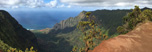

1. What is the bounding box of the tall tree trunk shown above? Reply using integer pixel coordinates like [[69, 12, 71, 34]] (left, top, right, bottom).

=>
[[85, 41, 89, 52]]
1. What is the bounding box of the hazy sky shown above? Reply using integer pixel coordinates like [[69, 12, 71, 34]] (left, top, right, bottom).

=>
[[0, 0, 151, 10]]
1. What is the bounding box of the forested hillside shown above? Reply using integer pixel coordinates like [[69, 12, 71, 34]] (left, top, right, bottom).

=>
[[32, 8, 152, 52], [0, 10, 38, 51]]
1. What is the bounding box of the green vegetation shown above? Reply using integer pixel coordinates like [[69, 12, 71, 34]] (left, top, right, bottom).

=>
[[2, 6, 150, 52], [92, 9, 131, 35], [7, 46, 37, 52], [0, 40, 37, 52], [72, 12, 108, 52], [0, 11, 38, 51], [30, 28, 51, 34], [117, 6, 152, 34], [0, 10, 38, 51], [31, 11, 87, 52], [33, 9, 133, 52], [0, 40, 11, 52], [32, 7, 152, 52]]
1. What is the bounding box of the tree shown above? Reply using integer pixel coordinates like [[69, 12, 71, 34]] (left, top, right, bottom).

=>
[[72, 12, 108, 52], [140, 9, 152, 21], [117, 6, 142, 33], [117, 6, 152, 34]]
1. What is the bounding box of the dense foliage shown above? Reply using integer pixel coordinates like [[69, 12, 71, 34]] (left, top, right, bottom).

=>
[[0, 40, 37, 52], [117, 6, 152, 34]]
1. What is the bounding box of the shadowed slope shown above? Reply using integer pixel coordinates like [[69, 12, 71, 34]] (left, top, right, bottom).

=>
[[0, 10, 38, 50]]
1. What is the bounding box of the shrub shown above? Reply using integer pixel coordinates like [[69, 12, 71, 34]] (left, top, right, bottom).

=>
[[117, 26, 126, 34], [0, 40, 37, 52]]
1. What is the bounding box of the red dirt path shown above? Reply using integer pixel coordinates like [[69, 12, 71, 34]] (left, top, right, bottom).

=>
[[92, 22, 152, 52]]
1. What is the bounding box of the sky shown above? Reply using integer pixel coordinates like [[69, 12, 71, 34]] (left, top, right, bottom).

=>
[[0, 0, 152, 11]]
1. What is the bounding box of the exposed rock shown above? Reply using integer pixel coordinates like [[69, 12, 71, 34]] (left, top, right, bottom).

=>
[[53, 11, 86, 30], [92, 22, 152, 52], [0, 10, 38, 50]]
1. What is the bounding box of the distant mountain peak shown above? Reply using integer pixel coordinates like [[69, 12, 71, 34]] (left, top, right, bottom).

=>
[[142, 7, 151, 10]]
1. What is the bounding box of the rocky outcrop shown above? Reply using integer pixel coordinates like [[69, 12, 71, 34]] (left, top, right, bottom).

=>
[[0, 10, 38, 50], [53, 11, 86, 30], [92, 22, 152, 52]]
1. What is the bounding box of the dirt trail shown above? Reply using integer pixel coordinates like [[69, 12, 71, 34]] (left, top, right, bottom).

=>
[[92, 22, 152, 52]]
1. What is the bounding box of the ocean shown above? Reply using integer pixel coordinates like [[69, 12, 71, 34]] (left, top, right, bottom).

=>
[[7, 10, 81, 30]]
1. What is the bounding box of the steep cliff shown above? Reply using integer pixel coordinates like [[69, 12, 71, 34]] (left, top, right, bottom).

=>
[[52, 11, 86, 30], [0, 10, 38, 50], [33, 11, 86, 52], [48, 11, 86, 36], [92, 22, 152, 52]]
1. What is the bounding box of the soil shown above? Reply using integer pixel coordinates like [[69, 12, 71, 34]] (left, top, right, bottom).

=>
[[91, 22, 152, 52]]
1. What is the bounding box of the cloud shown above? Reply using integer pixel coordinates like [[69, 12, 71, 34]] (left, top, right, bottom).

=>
[[67, 5, 71, 8], [0, 0, 20, 5], [60, 0, 152, 7], [57, 4, 71, 8], [45, 0, 57, 7], [0, 0, 58, 8], [1, 0, 151, 9], [57, 4, 65, 8], [25, 0, 44, 8]]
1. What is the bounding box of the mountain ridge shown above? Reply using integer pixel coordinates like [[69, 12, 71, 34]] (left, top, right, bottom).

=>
[[52, 11, 86, 30], [33, 9, 132, 52], [33, 7, 152, 52], [0, 10, 38, 50]]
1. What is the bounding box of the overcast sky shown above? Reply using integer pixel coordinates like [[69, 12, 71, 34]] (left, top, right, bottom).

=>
[[0, 0, 151, 10]]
